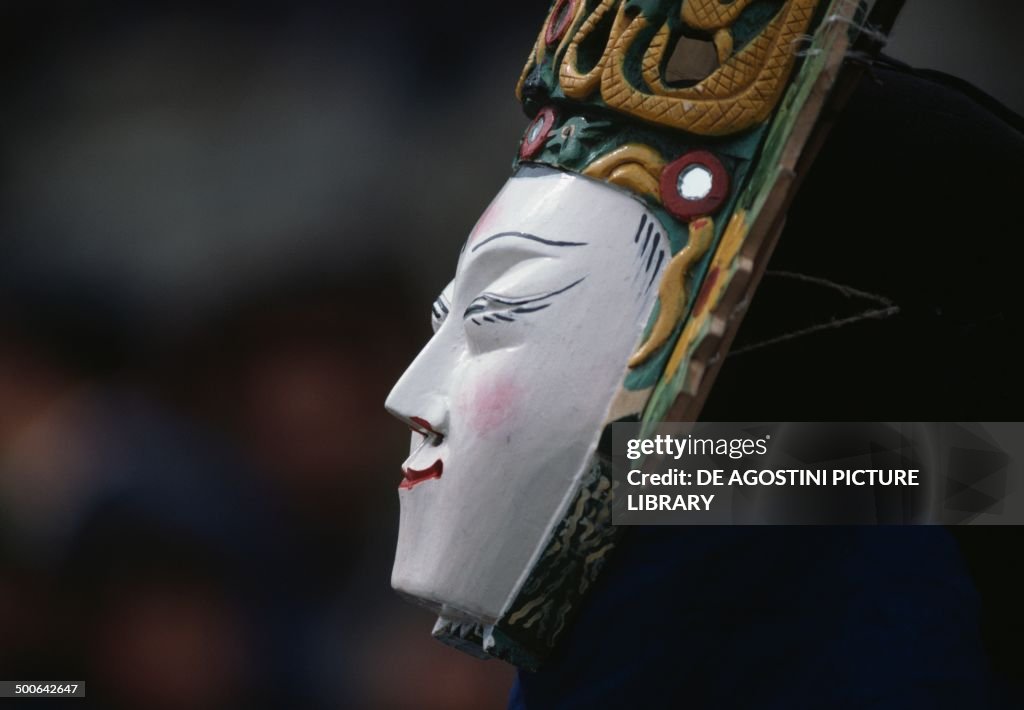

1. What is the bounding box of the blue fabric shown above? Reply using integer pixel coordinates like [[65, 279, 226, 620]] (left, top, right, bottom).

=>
[[509, 527, 994, 709]]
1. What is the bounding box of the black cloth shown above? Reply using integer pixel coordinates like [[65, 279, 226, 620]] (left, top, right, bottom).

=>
[[511, 61, 1024, 709]]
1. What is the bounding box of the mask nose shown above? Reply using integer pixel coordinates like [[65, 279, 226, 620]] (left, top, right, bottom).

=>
[[385, 354, 451, 441]]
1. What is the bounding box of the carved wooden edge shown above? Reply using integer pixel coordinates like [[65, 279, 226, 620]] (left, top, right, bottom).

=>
[[666, 0, 906, 423]]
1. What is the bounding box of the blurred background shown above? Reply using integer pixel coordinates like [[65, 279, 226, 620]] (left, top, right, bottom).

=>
[[0, 1, 1019, 708]]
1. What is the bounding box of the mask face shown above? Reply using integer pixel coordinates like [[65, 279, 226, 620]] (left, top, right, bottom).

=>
[[385, 166, 666, 622]]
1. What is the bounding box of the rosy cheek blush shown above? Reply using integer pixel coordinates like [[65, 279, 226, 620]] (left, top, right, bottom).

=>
[[465, 374, 521, 436]]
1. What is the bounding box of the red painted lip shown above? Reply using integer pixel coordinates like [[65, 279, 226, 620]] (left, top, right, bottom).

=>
[[400, 459, 443, 489]]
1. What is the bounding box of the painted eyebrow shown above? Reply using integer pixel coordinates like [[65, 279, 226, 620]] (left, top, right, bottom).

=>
[[471, 231, 588, 252], [464, 276, 587, 323]]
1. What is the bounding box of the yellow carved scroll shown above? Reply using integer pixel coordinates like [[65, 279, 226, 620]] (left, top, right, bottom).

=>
[[602, 0, 819, 136], [629, 216, 716, 367], [713, 29, 734, 64], [681, 0, 763, 31], [559, 0, 630, 99], [581, 143, 665, 200], [662, 210, 749, 381]]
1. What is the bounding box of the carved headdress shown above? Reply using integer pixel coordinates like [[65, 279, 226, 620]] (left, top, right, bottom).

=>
[[424, 0, 895, 667], [509, 0, 861, 425]]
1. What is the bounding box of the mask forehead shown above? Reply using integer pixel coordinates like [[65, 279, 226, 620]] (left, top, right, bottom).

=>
[[456, 170, 662, 299]]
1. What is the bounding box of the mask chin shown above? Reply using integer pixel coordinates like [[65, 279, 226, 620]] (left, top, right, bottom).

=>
[[428, 416, 630, 670]]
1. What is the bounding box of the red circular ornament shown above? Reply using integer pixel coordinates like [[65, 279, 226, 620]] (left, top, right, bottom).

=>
[[545, 0, 578, 46], [659, 150, 730, 222], [520, 106, 557, 161]]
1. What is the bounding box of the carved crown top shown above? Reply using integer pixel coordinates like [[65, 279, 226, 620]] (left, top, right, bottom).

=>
[[517, 0, 821, 137]]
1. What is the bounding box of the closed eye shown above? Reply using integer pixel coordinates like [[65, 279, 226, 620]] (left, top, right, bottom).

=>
[[463, 276, 585, 325]]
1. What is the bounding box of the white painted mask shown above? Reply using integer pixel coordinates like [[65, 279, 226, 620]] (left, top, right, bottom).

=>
[[385, 166, 666, 631]]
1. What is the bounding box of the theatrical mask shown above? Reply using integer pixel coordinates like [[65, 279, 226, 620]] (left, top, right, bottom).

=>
[[386, 0, 865, 667]]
